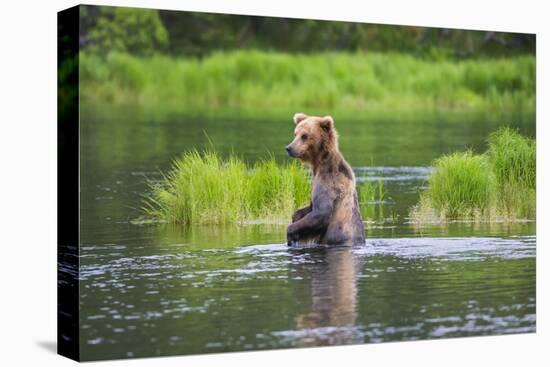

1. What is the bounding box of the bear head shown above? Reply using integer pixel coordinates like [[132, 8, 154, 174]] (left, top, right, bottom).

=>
[[285, 113, 338, 164]]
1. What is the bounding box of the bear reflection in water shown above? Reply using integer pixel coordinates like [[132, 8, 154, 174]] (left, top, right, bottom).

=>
[[290, 246, 364, 346], [285, 113, 365, 246]]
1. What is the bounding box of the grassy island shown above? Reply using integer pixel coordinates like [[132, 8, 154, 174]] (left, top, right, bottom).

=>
[[411, 128, 535, 222]]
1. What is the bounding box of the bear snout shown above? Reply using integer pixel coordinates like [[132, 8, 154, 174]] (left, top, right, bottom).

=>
[[286, 145, 296, 157]]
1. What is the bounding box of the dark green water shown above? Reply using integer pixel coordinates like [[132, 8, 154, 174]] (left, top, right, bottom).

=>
[[78, 107, 536, 361]]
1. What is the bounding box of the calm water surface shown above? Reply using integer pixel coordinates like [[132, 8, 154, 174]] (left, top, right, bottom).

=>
[[78, 108, 535, 360]]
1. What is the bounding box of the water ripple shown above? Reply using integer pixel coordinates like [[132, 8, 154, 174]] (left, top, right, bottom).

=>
[[357, 236, 535, 260]]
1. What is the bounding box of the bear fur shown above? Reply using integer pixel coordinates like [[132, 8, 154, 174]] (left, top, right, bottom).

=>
[[285, 113, 365, 246]]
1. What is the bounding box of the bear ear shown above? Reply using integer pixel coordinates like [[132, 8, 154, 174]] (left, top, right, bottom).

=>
[[319, 115, 334, 132], [293, 113, 308, 124]]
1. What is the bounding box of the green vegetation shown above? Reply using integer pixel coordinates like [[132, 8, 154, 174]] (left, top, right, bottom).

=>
[[143, 149, 311, 224], [77, 6, 535, 120], [358, 178, 392, 223], [414, 151, 495, 219], [80, 50, 535, 118], [80, 6, 168, 56], [359, 177, 386, 204], [81, 5, 535, 58], [487, 127, 536, 218], [143, 148, 395, 225], [411, 128, 535, 221]]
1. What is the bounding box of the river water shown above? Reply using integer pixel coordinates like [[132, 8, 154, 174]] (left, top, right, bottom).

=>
[[77, 108, 535, 360]]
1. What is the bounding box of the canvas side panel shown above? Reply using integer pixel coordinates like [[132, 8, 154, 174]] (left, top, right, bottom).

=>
[[57, 5, 80, 362]]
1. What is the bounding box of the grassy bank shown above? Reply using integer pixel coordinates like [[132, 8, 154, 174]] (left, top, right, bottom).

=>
[[144, 149, 311, 224], [411, 128, 535, 222], [80, 50, 535, 119]]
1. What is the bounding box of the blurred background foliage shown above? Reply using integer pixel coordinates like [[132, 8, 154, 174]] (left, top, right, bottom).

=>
[[78, 6, 534, 59], [80, 6, 168, 56], [69, 5, 535, 119]]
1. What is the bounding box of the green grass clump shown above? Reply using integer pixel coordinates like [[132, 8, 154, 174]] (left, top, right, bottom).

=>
[[357, 178, 393, 222], [144, 149, 311, 224], [358, 177, 386, 204], [411, 128, 535, 221], [80, 50, 535, 119], [423, 151, 495, 218], [487, 127, 536, 218]]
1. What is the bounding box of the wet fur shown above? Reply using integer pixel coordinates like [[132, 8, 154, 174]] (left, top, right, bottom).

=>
[[286, 113, 365, 246]]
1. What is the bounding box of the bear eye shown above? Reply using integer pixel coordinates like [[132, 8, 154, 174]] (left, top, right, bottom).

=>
[[301, 134, 308, 141]]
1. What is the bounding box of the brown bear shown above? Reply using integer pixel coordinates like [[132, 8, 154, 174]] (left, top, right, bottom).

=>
[[285, 113, 365, 246]]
